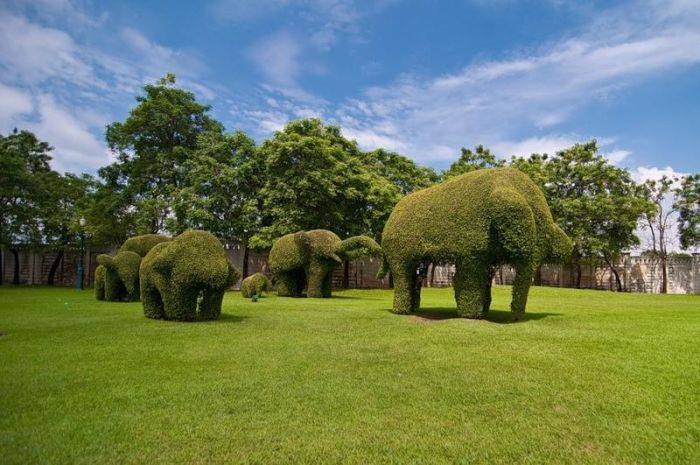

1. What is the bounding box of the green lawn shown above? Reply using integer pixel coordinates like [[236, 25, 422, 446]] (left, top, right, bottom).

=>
[[0, 286, 698, 465]]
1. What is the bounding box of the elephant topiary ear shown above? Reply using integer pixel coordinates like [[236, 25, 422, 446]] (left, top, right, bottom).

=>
[[336, 236, 382, 261]]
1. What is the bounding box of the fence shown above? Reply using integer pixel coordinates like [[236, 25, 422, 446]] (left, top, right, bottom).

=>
[[2, 247, 699, 294]]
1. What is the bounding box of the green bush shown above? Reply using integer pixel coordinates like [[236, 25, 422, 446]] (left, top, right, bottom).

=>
[[240, 272, 272, 298], [140, 230, 239, 321], [381, 168, 572, 319], [269, 229, 381, 298], [93, 234, 170, 302], [94, 265, 106, 301], [96, 251, 142, 301]]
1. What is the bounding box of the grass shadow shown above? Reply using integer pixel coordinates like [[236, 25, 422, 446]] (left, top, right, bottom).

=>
[[398, 307, 560, 324], [214, 313, 247, 324]]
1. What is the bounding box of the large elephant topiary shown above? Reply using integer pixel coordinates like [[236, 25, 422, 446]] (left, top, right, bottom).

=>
[[380, 168, 572, 320], [140, 230, 239, 321], [269, 230, 381, 298], [95, 234, 170, 301]]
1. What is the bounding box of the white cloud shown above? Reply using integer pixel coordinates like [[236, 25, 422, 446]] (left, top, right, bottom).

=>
[[26, 94, 109, 173], [0, 83, 33, 127], [603, 150, 631, 165], [334, 0, 700, 163]]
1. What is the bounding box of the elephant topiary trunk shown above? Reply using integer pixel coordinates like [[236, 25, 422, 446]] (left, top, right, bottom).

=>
[[140, 230, 239, 321], [269, 230, 382, 298], [380, 168, 572, 320]]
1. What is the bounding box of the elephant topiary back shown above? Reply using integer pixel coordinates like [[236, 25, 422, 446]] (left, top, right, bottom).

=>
[[140, 230, 239, 321], [119, 234, 170, 257]]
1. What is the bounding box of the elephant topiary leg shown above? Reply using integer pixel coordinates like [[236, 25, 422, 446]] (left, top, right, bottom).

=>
[[199, 288, 225, 320], [141, 277, 165, 320], [163, 288, 198, 321], [103, 269, 126, 301], [482, 267, 496, 313], [321, 271, 333, 298], [276, 271, 303, 297], [511, 264, 534, 320], [306, 265, 329, 298], [454, 259, 489, 319], [391, 263, 420, 314]]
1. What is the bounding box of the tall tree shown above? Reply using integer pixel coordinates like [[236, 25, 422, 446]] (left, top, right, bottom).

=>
[[642, 176, 678, 293], [0, 130, 54, 284], [674, 173, 700, 250], [251, 118, 393, 248], [170, 130, 264, 277], [103, 74, 224, 234], [442, 145, 504, 179], [512, 142, 652, 291]]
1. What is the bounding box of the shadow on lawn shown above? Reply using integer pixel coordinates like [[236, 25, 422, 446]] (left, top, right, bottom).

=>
[[403, 307, 560, 324], [215, 313, 247, 323]]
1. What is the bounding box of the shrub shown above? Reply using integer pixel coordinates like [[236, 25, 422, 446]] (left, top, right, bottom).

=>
[[381, 168, 572, 319], [240, 272, 272, 298], [269, 229, 381, 298], [140, 230, 239, 321], [94, 265, 106, 301], [93, 234, 170, 302]]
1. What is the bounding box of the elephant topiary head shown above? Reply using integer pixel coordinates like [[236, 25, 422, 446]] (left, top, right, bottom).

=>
[[94, 234, 170, 302], [96, 250, 142, 301], [269, 229, 382, 298]]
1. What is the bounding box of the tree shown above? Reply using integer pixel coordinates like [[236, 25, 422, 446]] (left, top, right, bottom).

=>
[[442, 145, 504, 179], [674, 173, 700, 250], [0, 130, 54, 284], [103, 74, 224, 234], [512, 142, 652, 291], [251, 118, 393, 248], [642, 176, 679, 293], [170, 130, 264, 277]]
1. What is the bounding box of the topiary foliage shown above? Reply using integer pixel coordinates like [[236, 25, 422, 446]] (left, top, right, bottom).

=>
[[269, 229, 381, 298], [240, 272, 272, 298], [97, 251, 142, 301], [94, 234, 170, 302], [140, 230, 239, 321], [380, 168, 572, 320], [94, 265, 106, 301]]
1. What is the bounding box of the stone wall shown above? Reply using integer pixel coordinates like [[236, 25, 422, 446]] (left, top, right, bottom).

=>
[[2, 246, 698, 295]]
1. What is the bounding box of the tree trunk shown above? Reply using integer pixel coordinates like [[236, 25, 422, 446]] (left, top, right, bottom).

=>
[[11, 249, 20, 285], [242, 243, 250, 279], [0, 248, 3, 285], [660, 228, 668, 294], [534, 264, 542, 285], [388, 272, 393, 289], [575, 261, 582, 289], [604, 256, 623, 292], [429, 262, 436, 287], [47, 249, 65, 286], [342, 260, 350, 289]]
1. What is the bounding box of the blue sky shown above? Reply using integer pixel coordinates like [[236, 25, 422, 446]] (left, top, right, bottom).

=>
[[1, 0, 699, 181]]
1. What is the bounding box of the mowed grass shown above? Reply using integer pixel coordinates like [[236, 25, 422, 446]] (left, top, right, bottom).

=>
[[0, 286, 698, 465]]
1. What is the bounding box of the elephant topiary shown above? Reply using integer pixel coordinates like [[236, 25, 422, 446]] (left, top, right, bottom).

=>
[[379, 168, 572, 320], [94, 234, 170, 302], [269, 230, 382, 298], [240, 272, 272, 298], [140, 230, 240, 321]]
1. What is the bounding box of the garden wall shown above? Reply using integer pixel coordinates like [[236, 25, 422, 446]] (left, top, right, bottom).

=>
[[2, 247, 699, 294]]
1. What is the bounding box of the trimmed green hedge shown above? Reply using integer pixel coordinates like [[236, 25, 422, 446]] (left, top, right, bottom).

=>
[[140, 230, 239, 321], [94, 265, 106, 301], [94, 234, 170, 302], [381, 168, 572, 319], [240, 272, 272, 298], [269, 229, 381, 298]]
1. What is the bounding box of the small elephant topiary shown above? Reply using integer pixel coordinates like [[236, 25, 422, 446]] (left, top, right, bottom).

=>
[[269, 230, 381, 298], [240, 272, 272, 298], [140, 230, 240, 321], [380, 168, 572, 320], [94, 234, 170, 302]]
